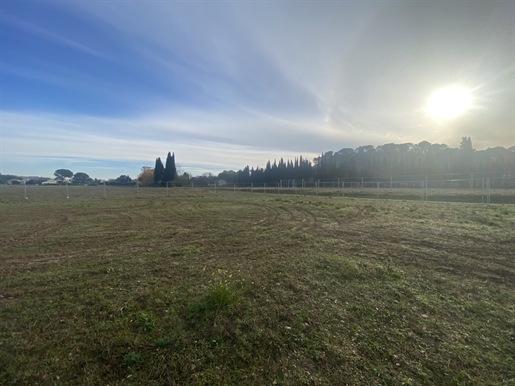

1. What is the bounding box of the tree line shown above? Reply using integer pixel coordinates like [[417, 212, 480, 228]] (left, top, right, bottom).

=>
[[218, 138, 514, 184], [1, 139, 512, 186]]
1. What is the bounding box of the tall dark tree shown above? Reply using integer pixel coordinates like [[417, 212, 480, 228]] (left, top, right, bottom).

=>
[[154, 157, 164, 184], [54, 169, 73, 181], [162, 152, 177, 184]]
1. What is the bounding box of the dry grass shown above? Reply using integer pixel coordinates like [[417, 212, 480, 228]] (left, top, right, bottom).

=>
[[1, 187, 514, 385]]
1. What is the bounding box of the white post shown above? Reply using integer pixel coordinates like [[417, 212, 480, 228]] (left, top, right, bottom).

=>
[[103, 181, 106, 199], [487, 178, 491, 204], [67, 182, 70, 199], [137, 181, 140, 198], [24, 182, 28, 200], [481, 178, 484, 203], [376, 182, 379, 199]]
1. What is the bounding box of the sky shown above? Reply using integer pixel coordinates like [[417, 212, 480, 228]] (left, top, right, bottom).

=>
[[1, 1, 514, 179]]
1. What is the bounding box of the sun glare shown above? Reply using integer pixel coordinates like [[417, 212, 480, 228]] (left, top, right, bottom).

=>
[[426, 85, 472, 120]]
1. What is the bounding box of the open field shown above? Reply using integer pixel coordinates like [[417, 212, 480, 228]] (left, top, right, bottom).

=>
[[1, 188, 514, 385], [1, 183, 514, 204]]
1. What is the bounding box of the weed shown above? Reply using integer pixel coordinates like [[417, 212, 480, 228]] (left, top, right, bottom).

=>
[[155, 335, 176, 348], [123, 351, 141, 368], [138, 312, 156, 332]]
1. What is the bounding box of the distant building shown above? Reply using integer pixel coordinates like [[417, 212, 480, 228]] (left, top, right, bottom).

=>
[[42, 179, 59, 185]]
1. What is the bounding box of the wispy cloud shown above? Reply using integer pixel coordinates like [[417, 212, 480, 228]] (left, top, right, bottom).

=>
[[1, 13, 104, 58]]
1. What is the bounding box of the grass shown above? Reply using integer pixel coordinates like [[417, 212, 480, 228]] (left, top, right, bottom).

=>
[[0, 187, 514, 385]]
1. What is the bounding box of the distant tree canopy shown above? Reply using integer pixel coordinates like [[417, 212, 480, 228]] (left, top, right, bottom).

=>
[[138, 166, 154, 186], [225, 139, 513, 185], [0, 174, 20, 184], [54, 169, 73, 181], [73, 172, 91, 185], [111, 175, 133, 185]]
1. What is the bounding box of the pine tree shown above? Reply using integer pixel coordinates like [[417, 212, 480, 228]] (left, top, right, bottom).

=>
[[162, 152, 177, 184], [154, 157, 164, 184]]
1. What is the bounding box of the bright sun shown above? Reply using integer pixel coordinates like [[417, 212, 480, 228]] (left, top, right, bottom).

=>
[[426, 85, 472, 120]]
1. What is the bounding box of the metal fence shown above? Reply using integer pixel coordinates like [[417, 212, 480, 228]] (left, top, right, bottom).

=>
[[1, 175, 514, 205]]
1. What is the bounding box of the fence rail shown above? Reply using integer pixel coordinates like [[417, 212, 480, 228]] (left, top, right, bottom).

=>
[[1, 176, 514, 205]]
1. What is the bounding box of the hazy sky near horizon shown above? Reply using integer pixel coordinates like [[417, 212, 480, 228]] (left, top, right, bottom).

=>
[[1, 1, 513, 179]]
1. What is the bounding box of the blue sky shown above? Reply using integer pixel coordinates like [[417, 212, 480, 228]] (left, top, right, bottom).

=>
[[1, 1, 513, 179]]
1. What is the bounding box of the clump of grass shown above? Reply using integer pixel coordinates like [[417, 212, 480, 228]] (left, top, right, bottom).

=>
[[138, 311, 156, 332], [155, 335, 176, 348], [123, 351, 141, 368], [186, 269, 244, 325]]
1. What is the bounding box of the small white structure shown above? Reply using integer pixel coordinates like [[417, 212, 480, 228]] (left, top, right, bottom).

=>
[[42, 179, 59, 185]]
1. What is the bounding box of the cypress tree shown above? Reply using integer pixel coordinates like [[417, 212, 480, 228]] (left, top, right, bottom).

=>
[[162, 152, 177, 184], [154, 157, 164, 184]]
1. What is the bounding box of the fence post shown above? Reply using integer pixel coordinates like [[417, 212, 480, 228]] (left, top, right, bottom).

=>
[[487, 178, 491, 204], [234, 183, 236, 193], [425, 175, 428, 199], [137, 181, 140, 198]]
